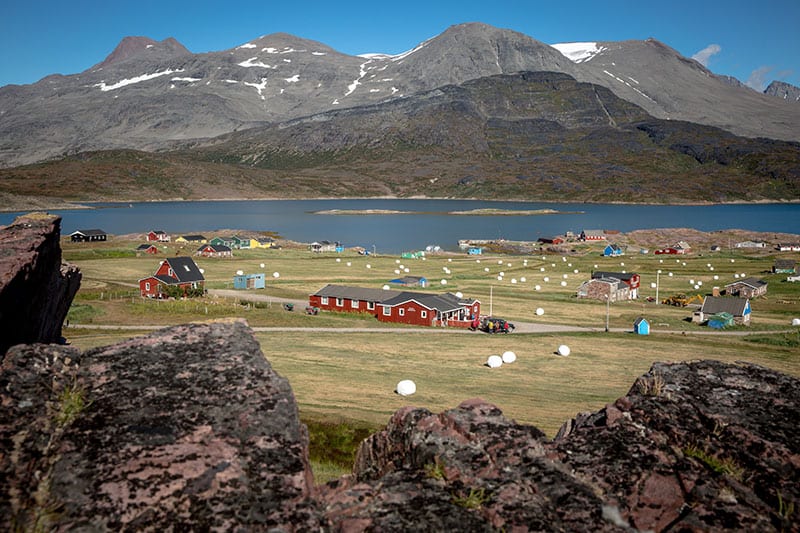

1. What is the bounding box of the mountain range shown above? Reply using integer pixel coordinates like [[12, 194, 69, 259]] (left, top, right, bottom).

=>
[[0, 23, 798, 203]]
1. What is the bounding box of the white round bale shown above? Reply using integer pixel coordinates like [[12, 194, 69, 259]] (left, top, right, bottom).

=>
[[487, 355, 503, 368], [792, 318, 800, 326], [557, 345, 571, 356], [502, 351, 517, 363], [273, 272, 280, 278], [236, 270, 244, 276], [536, 307, 544, 315], [534, 285, 541, 291], [396, 380, 416, 396]]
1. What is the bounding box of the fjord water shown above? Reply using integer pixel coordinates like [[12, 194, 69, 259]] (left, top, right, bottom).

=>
[[2, 199, 798, 254]]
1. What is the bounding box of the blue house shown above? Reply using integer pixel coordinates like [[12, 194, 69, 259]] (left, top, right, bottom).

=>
[[603, 243, 624, 257], [468, 247, 482, 255], [633, 317, 650, 335], [233, 273, 266, 289]]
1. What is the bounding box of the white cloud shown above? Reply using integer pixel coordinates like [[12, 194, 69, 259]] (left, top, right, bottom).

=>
[[746, 66, 773, 91], [691, 44, 721, 67]]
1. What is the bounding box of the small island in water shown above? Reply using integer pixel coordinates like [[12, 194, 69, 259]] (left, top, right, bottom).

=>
[[312, 208, 582, 216]]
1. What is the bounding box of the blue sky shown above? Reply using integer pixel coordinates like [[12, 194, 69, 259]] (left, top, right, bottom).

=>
[[1, 0, 797, 91]]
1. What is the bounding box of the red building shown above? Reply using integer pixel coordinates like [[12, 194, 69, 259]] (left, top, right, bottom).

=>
[[196, 244, 232, 258], [136, 244, 159, 254], [309, 284, 480, 328], [147, 230, 170, 242], [139, 257, 205, 298]]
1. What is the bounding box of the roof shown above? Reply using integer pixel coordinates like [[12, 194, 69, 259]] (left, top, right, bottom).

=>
[[582, 229, 604, 236], [136, 244, 156, 250], [71, 229, 107, 236], [314, 284, 401, 302], [181, 235, 206, 241], [701, 296, 749, 316], [199, 244, 231, 252], [593, 271, 637, 281], [725, 277, 767, 289], [164, 257, 205, 283], [390, 276, 427, 285], [634, 317, 648, 325], [380, 292, 464, 313], [150, 230, 166, 234], [774, 259, 796, 268]]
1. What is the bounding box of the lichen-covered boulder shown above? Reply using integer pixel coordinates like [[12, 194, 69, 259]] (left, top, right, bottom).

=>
[[2, 320, 321, 531], [550, 360, 800, 532]]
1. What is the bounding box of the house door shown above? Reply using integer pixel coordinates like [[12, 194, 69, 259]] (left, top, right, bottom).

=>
[[247, 277, 256, 289]]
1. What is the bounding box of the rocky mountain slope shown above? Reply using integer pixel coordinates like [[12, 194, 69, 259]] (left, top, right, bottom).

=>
[[765, 80, 800, 102], [1, 23, 798, 169], [2, 71, 798, 204], [552, 39, 800, 141]]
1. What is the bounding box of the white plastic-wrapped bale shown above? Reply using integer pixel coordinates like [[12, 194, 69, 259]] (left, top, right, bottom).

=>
[[487, 355, 503, 368], [557, 345, 571, 356], [502, 351, 517, 363], [396, 380, 416, 396], [536, 308, 544, 316], [792, 318, 800, 326]]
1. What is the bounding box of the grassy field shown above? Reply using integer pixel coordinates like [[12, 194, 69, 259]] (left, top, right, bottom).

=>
[[60, 235, 800, 481]]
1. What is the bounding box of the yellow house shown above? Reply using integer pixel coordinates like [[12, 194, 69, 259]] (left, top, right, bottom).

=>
[[250, 236, 276, 249], [175, 234, 208, 244]]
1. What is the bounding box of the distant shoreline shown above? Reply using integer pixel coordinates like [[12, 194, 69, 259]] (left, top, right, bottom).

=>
[[1, 195, 799, 214], [311, 208, 584, 216]]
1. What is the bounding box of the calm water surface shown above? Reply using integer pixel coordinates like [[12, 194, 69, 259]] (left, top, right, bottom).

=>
[[2, 199, 798, 254]]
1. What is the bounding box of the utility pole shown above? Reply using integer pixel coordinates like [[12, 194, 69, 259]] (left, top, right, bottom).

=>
[[656, 269, 661, 305], [605, 293, 610, 332], [489, 285, 493, 316]]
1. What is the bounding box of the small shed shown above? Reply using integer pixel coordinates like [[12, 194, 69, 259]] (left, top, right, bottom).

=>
[[467, 247, 482, 255], [136, 244, 159, 254], [390, 276, 428, 288], [633, 317, 650, 335], [233, 273, 266, 289], [773, 259, 797, 274], [603, 243, 624, 257]]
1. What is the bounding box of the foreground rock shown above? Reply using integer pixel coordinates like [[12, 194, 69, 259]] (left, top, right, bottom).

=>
[[1, 320, 797, 531], [1, 320, 320, 531], [0, 213, 81, 355]]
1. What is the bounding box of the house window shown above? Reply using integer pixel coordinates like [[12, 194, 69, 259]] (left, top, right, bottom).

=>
[[421, 310, 427, 319], [382, 306, 391, 316], [351, 300, 360, 309], [145, 282, 150, 291], [321, 296, 329, 305], [367, 302, 375, 310], [336, 298, 344, 307], [399, 308, 405, 317]]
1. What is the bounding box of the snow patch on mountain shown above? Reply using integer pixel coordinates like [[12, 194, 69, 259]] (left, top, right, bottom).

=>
[[238, 57, 276, 69], [345, 61, 370, 96], [284, 75, 300, 83], [358, 36, 432, 62], [237, 43, 257, 49], [551, 42, 606, 63], [94, 68, 184, 91], [244, 78, 268, 99], [172, 77, 201, 82], [603, 70, 655, 102]]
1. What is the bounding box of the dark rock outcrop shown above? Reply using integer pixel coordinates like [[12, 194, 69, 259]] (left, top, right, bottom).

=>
[[1, 320, 320, 531], [0, 213, 81, 356], [1, 317, 797, 531]]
